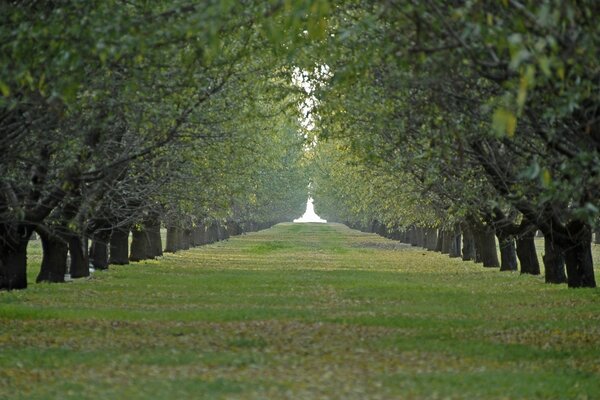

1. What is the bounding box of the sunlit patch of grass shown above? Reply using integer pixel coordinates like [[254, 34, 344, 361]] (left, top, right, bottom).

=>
[[2, 223, 600, 399]]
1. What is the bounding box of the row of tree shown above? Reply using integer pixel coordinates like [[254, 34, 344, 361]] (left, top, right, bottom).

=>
[[1, 1, 321, 290], [309, 1, 599, 288]]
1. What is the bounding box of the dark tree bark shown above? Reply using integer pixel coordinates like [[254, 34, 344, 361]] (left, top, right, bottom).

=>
[[461, 225, 476, 261], [145, 220, 162, 258], [542, 234, 567, 284], [472, 224, 500, 268], [563, 222, 596, 288], [424, 228, 437, 251], [0, 225, 33, 290], [130, 226, 151, 261], [449, 226, 461, 258], [68, 235, 89, 278], [90, 231, 110, 270], [498, 236, 518, 271], [165, 226, 180, 253], [109, 227, 129, 265], [515, 230, 540, 275], [595, 228, 600, 245], [181, 229, 191, 250], [217, 224, 229, 241], [441, 230, 451, 254], [37, 229, 68, 283]]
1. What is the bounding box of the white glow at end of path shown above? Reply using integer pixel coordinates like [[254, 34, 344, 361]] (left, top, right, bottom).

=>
[[293, 197, 327, 223]]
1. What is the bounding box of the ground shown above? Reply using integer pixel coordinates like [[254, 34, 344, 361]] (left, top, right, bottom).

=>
[[1, 223, 599, 399]]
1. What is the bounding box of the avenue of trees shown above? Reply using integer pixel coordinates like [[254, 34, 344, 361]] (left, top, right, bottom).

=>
[[2, 1, 598, 290], [0, 1, 318, 289], [311, 1, 599, 288]]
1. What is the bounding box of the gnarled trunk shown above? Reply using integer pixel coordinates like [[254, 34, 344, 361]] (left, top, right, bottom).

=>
[[69, 235, 89, 278], [516, 231, 540, 275], [37, 230, 68, 283], [109, 227, 129, 265]]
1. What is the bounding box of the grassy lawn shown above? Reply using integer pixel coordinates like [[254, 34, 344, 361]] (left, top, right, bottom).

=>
[[1, 223, 599, 399]]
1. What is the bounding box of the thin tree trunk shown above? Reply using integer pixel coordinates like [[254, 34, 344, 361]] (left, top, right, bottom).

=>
[[435, 229, 443, 252], [515, 231, 540, 275], [109, 227, 129, 265], [595, 228, 600, 245], [37, 230, 68, 283], [69, 235, 89, 278], [441, 230, 451, 254]]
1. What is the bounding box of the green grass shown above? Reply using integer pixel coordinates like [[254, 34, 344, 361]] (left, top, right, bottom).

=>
[[1, 222, 599, 399]]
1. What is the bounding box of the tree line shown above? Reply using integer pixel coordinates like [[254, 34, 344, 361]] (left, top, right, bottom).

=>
[[310, 1, 599, 288], [0, 1, 324, 290]]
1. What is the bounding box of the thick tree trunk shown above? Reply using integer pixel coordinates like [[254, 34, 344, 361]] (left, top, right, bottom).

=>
[[449, 227, 461, 258], [165, 226, 180, 253], [424, 228, 437, 251], [498, 236, 518, 271], [109, 227, 129, 265], [0, 225, 33, 290], [90, 231, 110, 270], [461, 226, 476, 261], [473, 224, 499, 267], [130, 226, 151, 261], [542, 235, 567, 284], [563, 225, 596, 288], [515, 231, 540, 275], [68, 235, 89, 278], [146, 221, 162, 258], [37, 230, 68, 283]]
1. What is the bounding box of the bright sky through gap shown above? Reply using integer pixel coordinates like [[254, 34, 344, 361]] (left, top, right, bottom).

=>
[[293, 197, 327, 223]]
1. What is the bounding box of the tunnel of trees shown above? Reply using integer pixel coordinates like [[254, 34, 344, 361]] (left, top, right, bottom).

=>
[[1, 1, 598, 290]]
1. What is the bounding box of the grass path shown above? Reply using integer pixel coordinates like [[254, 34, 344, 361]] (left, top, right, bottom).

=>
[[1, 223, 599, 399]]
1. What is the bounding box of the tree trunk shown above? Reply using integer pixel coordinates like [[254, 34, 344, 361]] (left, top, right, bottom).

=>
[[515, 231, 540, 275], [68, 235, 89, 278], [37, 230, 68, 283], [542, 235, 567, 284], [595, 228, 600, 245], [473, 224, 499, 268], [130, 226, 151, 261], [109, 227, 129, 265], [0, 225, 33, 290], [180, 229, 191, 250], [449, 227, 461, 258], [563, 224, 596, 288], [461, 226, 476, 261], [498, 236, 518, 271], [424, 228, 437, 251], [90, 231, 110, 270], [435, 229, 443, 252], [146, 221, 162, 258], [165, 226, 180, 253], [441, 230, 451, 254]]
